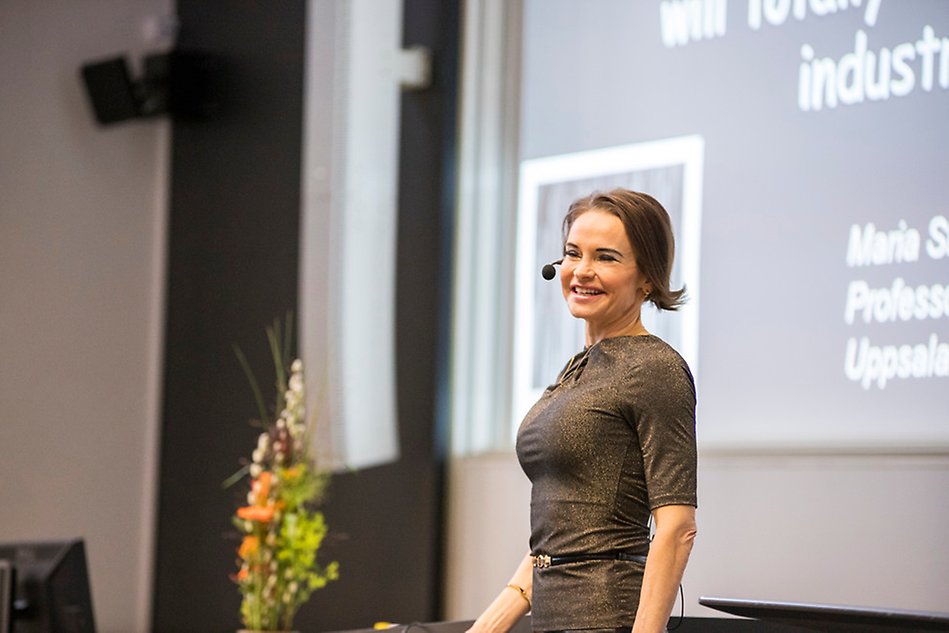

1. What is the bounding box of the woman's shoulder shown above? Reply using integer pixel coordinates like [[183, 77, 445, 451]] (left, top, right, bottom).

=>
[[598, 335, 694, 384], [598, 334, 686, 364], [599, 337, 697, 412]]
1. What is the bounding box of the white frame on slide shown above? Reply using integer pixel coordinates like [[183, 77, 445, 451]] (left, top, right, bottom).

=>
[[512, 137, 705, 429]]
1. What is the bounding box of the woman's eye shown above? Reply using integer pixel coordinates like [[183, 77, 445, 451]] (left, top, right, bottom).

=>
[[598, 254, 617, 262], [564, 250, 580, 259]]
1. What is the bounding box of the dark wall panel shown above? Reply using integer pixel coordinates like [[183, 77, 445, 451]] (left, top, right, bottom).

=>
[[153, 1, 458, 631], [153, 3, 307, 632]]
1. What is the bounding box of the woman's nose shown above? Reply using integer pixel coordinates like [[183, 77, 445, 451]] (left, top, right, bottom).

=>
[[574, 258, 595, 279]]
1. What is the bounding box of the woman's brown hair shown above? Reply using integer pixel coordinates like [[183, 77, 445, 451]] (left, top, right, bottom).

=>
[[562, 188, 686, 311]]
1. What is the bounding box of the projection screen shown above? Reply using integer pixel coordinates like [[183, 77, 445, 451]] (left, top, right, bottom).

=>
[[515, 0, 949, 450]]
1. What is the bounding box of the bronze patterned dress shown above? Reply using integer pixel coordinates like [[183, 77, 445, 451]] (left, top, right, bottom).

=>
[[516, 335, 697, 631]]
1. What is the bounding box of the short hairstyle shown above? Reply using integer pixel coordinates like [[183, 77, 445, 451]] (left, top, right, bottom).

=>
[[562, 188, 686, 311]]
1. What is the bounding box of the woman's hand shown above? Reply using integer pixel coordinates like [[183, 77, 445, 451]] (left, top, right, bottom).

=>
[[631, 504, 697, 633], [466, 553, 533, 633]]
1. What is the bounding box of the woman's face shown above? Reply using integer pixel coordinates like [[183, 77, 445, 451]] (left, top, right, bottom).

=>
[[560, 209, 650, 341]]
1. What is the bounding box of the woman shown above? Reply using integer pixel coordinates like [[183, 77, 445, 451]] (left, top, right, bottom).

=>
[[470, 189, 697, 633]]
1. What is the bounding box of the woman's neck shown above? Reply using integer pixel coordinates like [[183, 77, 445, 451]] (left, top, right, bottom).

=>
[[584, 312, 649, 347]]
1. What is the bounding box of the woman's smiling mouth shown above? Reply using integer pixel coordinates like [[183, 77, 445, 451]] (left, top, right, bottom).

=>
[[572, 286, 604, 296]]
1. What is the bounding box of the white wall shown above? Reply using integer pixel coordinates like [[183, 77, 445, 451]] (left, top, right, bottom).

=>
[[0, 2, 171, 631], [444, 454, 531, 619], [445, 451, 949, 620]]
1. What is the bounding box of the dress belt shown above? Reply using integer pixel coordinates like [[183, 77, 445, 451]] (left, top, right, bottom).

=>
[[531, 551, 647, 569]]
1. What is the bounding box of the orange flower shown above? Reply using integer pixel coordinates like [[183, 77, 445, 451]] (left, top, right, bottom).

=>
[[251, 471, 272, 505], [236, 567, 249, 582], [238, 535, 259, 560], [237, 504, 275, 523]]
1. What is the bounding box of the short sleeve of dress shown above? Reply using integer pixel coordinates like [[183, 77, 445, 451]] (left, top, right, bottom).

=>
[[627, 348, 697, 510]]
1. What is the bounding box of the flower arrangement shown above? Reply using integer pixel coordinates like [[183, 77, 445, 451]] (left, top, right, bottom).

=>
[[228, 321, 339, 632]]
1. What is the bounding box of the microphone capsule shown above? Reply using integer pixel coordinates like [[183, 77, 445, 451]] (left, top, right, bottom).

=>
[[541, 259, 562, 281]]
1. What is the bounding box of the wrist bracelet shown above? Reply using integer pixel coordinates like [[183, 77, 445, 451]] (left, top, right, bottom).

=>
[[505, 583, 531, 611]]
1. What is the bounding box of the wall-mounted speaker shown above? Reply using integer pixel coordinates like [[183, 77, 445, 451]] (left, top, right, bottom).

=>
[[80, 50, 224, 126], [79, 57, 139, 124]]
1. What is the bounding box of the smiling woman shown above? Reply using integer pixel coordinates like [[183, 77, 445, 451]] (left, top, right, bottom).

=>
[[468, 188, 697, 633]]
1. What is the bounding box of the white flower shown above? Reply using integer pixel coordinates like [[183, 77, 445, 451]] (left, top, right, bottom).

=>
[[291, 359, 303, 373], [257, 433, 270, 450], [252, 448, 263, 463], [249, 464, 262, 478], [288, 374, 303, 393], [246, 492, 255, 505]]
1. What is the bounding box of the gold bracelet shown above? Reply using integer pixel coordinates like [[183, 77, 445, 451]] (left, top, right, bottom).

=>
[[505, 583, 531, 611]]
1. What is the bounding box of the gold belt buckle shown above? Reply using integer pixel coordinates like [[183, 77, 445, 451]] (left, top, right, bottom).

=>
[[532, 554, 551, 569]]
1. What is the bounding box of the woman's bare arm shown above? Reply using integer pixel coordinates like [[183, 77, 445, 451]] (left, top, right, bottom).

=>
[[632, 504, 697, 633]]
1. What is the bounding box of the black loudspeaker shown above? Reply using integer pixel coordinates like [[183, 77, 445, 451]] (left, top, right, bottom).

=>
[[79, 57, 139, 124], [80, 51, 224, 126]]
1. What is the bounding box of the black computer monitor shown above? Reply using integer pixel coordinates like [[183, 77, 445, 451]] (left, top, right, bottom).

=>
[[699, 596, 949, 632], [0, 539, 95, 633], [0, 560, 13, 633]]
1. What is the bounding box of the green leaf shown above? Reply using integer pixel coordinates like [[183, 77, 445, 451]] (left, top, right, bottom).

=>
[[282, 311, 294, 373], [234, 344, 269, 425], [266, 322, 287, 413], [222, 463, 251, 490]]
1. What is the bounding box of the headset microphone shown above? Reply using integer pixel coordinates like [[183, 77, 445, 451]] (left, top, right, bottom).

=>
[[541, 259, 563, 281]]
